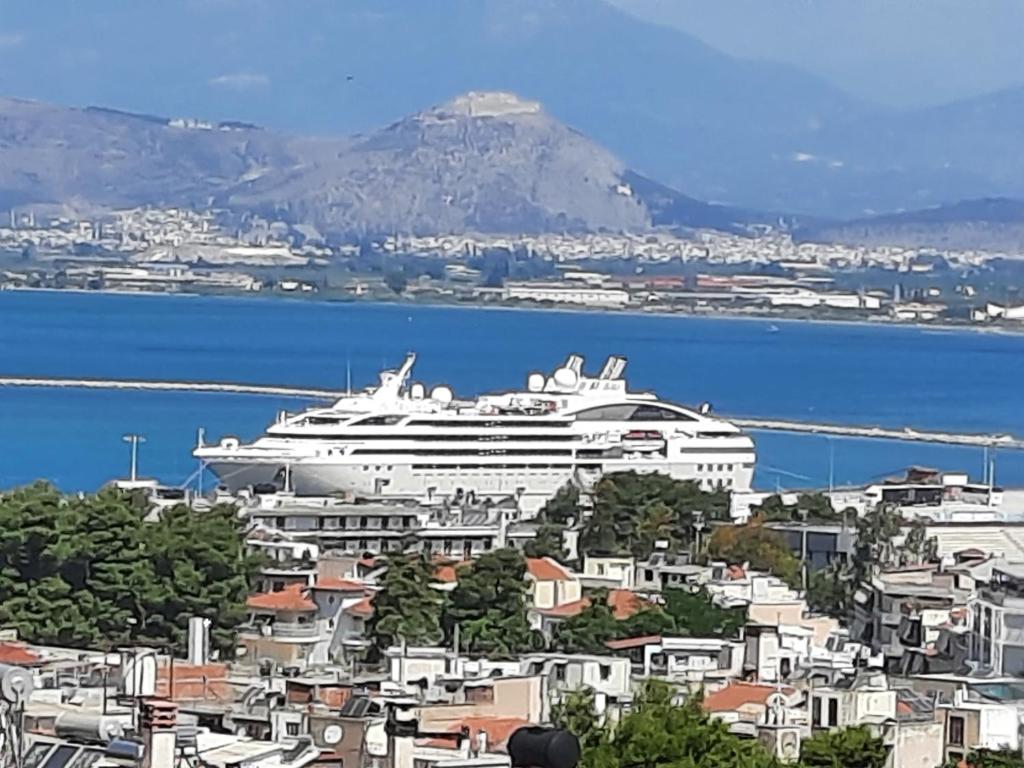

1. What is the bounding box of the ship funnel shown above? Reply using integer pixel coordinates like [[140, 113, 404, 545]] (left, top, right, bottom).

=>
[[598, 356, 627, 380]]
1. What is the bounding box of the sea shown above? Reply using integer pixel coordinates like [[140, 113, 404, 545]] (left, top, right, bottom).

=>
[[1, 289, 1023, 493]]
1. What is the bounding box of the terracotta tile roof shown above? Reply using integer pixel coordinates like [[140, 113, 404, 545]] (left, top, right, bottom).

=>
[[526, 557, 572, 582], [247, 583, 316, 612], [345, 596, 374, 617], [605, 635, 663, 650], [418, 716, 530, 751], [536, 598, 590, 617], [433, 560, 472, 583], [702, 681, 796, 713], [535, 590, 651, 620], [0, 642, 42, 665], [314, 578, 366, 592], [608, 589, 649, 619]]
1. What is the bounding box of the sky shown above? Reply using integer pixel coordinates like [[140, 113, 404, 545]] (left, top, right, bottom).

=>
[[610, 0, 1024, 107]]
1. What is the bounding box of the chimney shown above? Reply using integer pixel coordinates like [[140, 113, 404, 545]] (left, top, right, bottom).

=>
[[140, 698, 178, 768], [187, 617, 211, 666]]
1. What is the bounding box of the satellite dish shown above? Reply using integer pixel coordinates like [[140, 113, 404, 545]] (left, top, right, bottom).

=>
[[410, 382, 426, 400], [552, 367, 579, 389], [431, 386, 453, 404], [527, 373, 545, 392]]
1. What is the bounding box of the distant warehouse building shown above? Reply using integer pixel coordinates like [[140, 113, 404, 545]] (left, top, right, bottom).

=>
[[504, 281, 630, 307]]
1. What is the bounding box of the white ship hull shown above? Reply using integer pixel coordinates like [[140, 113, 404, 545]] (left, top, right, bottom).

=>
[[195, 352, 757, 512]]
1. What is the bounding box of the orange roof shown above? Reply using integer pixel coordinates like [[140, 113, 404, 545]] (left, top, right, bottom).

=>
[[433, 560, 472, 583], [526, 557, 572, 582], [605, 635, 663, 650], [345, 596, 374, 617], [419, 717, 530, 751], [315, 578, 366, 592], [608, 589, 649, 620], [247, 583, 316, 612], [703, 682, 795, 713], [535, 590, 650, 620], [0, 642, 41, 666]]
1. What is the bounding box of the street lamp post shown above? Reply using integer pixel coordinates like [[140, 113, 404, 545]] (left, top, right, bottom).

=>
[[122, 433, 146, 482]]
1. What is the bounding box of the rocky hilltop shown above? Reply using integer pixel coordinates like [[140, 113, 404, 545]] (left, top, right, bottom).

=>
[[227, 91, 651, 234], [0, 91, 773, 236]]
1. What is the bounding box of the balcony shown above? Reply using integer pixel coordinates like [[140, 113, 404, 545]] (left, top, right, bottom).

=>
[[241, 622, 321, 642]]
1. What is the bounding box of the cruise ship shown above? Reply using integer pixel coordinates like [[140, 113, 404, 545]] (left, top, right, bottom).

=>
[[194, 354, 756, 512]]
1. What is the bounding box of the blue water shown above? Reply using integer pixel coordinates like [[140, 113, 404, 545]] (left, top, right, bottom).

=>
[[0, 290, 1021, 491]]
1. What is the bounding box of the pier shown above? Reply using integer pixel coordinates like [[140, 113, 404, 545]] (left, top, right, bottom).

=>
[[0, 375, 1020, 449]]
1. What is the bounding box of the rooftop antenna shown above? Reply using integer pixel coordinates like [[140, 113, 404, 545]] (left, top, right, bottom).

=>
[[346, 355, 352, 396]]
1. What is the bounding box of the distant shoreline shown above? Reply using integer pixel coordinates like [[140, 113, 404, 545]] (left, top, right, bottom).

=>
[[3, 283, 1023, 339]]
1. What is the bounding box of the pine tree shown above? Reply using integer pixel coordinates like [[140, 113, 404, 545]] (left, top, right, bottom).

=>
[[368, 553, 443, 655]]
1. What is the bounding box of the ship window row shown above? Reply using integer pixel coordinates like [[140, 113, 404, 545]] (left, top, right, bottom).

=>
[[411, 463, 577, 470], [351, 448, 575, 457], [697, 463, 736, 472], [289, 433, 578, 442], [405, 420, 572, 428], [574, 404, 697, 422]]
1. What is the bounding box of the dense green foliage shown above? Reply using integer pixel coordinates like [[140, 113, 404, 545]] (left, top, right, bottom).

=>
[[367, 553, 443, 655], [523, 484, 580, 560], [706, 518, 802, 588], [552, 587, 744, 653], [662, 586, 746, 637], [951, 748, 1024, 768], [806, 561, 855, 619], [754, 493, 843, 523], [800, 726, 887, 768], [445, 548, 542, 656], [0, 483, 257, 654], [580, 472, 729, 559], [554, 681, 780, 768]]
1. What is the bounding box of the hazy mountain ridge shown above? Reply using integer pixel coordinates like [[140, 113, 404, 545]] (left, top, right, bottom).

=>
[[796, 197, 1024, 251], [0, 91, 770, 236]]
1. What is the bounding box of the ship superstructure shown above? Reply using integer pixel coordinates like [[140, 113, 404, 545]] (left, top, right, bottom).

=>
[[194, 354, 756, 513]]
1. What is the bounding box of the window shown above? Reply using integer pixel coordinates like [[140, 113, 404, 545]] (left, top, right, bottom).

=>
[[286, 722, 300, 736], [948, 715, 965, 747], [827, 698, 838, 726], [630, 404, 696, 421], [554, 664, 566, 682], [812, 697, 822, 727], [599, 664, 611, 681]]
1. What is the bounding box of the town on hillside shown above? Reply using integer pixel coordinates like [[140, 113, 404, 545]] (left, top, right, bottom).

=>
[[4, 464, 1024, 768]]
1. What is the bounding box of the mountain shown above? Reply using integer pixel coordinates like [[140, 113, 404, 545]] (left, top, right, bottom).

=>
[[0, 91, 781, 236], [0, 0, 871, 215], [795, 197, 1024, 251]]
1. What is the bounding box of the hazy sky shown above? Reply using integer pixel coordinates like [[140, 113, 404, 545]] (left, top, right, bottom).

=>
[[611, 0, 1024, 107]]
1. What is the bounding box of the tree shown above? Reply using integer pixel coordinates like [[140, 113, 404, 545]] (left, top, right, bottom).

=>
[[955, 748, 1024, 768], [800, 726, 887, 768], [0, 485, 258, 654], [901, 519, 938, 565], [662, 587, 745, 638], [706, 518, 801, 588], [807, 561, 855, 619], [384, 270, 407, 294], [580, 472, 729, 559], [524, 483, 580, 560], [368, 553, 444, 656], [855, 503, 903, 577], [553, 591, 621, 654], [445, 549, 540, 657], [577, 679, 778, 768], [551, 687, 609, 759]]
